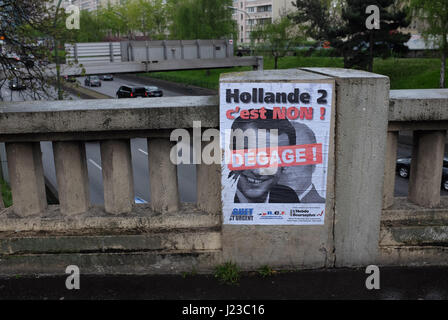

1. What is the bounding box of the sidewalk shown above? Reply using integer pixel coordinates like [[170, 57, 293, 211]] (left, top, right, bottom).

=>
[[1, 266, 447, 300]]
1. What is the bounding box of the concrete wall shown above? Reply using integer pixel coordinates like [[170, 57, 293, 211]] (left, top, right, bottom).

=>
[[121, 39, 233, 62], [1, 69, 448, 275]]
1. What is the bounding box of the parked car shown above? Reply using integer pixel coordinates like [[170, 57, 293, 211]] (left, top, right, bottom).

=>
[[116, 86, 147, 98], [396, 157, 448, 190], [100, 74, 114, 81], [145, 86, 163, 97], [20, 54, 34, 68], [63, 75, 77, 83], [8, 78, 26, 90], [84, 75, 101, 87]]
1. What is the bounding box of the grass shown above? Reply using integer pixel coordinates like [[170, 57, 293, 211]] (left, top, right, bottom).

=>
[[141, 56, 447, 90], [214, 262, 240, 285], [258, 265, 277, 278], [1, 178, 12, 208]]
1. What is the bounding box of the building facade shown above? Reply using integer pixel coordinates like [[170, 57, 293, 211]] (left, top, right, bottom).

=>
[[231, 0, 296, 45]]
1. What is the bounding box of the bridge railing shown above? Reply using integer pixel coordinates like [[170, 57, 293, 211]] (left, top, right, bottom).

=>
[[0, 96, 220, 219], [383, 89, 448, 209], [1, 69, 448, 273]]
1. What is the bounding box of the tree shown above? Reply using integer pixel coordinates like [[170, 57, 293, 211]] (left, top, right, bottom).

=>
[[167, 0, 236, 40], [250, 16, 305, 69], [0, 0, 78, 101], [408, 0, 448, 88], [74, 10, 106, 42], [291, 0, 411, 71]]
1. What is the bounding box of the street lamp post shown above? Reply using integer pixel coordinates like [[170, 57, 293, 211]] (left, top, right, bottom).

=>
[[227, 6, 251, 46]]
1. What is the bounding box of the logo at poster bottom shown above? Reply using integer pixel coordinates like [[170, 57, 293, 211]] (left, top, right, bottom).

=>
[[230, 208, 254, 221], [258, 211, 285, 219]]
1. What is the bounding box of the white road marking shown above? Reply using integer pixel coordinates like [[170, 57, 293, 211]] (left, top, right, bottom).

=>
[[89, 159, 102, 170], [138, 148, 148, 155]]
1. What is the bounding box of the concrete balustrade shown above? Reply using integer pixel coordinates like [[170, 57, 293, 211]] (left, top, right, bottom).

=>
[[0, 71, 448, 275], [408, 130, 446, 208], [147, 138, 179, 213], [383, 132, 398, 209], [196, 140, 221, 215], [385, 89, 448, 209], [100, 139, 134, 214], [53, 141, 90, 215], [5, 142, 47, 217]]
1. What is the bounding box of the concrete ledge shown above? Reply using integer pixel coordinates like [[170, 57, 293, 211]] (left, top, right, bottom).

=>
[[378, 246, 448, 267], [382, 197, 448, 226], [389, 89, 448, 122], [0, 250, 223, 275], [380, 226, 448, 246], [57, 57, 260, 76], [0, 203, 221, 234], [0, 96, 219, 136], [0, 231, 221, 255]]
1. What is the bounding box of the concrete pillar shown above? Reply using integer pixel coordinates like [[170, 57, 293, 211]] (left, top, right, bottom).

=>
[[109, 42, 114, 62], [383, 131, 398, 209], [408, 130, 446, 208], [5, 142, 47, 217], [145, 41, 149, 62], [180, 40, 184, 59], [253, 56, 263, 71], [147, 138, 179, 213], [162, 40, 167, 60], [53, 141, 90, 215], [74, 43, 78, 63], [220, 69, 336, 270], [100, 140, 134, 214], [212, 40, 216, 59], [196, 39, 201, 59], [303, 68, 390, 267], [197, 141, 221, 215]]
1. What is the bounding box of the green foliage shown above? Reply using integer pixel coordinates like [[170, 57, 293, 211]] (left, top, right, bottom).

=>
[[408, 0, 448, 87], [214, 262, 240, 285], [167, 0, 236, 40], [292, 0, 411, 71], [74, 10, 106, 42], [143, 56, 447, 90], [258, 265, 276, 278], [1, 179, 12, 208], [251, 16, 305, 69]]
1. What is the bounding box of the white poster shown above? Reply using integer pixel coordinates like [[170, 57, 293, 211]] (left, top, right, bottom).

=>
[[220, 81, 334, 225]]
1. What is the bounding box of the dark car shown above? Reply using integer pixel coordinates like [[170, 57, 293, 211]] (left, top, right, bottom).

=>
[[145, 86, 163, 97], [116, 86, 147, 98], [8, 78, 26, 90], [84, 75, 101, 87], [63, 75, 77, 83], [100, 74, 114, 81], [396, 157, 448, 190], [20, 54, 34, 68]]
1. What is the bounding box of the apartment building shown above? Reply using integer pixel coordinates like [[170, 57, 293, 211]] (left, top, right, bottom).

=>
[[231, 0, 296, 45], [67, 0, 122, 11]]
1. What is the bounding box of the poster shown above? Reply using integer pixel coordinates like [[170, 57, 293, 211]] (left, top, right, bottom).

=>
[[220, 81, 334, 225]]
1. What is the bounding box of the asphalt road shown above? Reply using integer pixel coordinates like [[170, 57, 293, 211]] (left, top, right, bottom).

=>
[[77, 75, 181, 98]]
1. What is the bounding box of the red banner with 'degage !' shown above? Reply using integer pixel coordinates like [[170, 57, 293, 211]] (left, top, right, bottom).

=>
[[227, 143, 323, 171]]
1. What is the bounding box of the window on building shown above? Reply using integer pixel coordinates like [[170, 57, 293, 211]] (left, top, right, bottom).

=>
[[257, 18, 271, 25], [257, 5, 272, 13], [241, 2, 243, 8], [241, 14, 243, 20], [247, 7, 255, 13]]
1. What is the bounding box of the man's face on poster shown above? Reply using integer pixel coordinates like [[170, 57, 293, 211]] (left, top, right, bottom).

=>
[[235, 123, 291, 202]]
